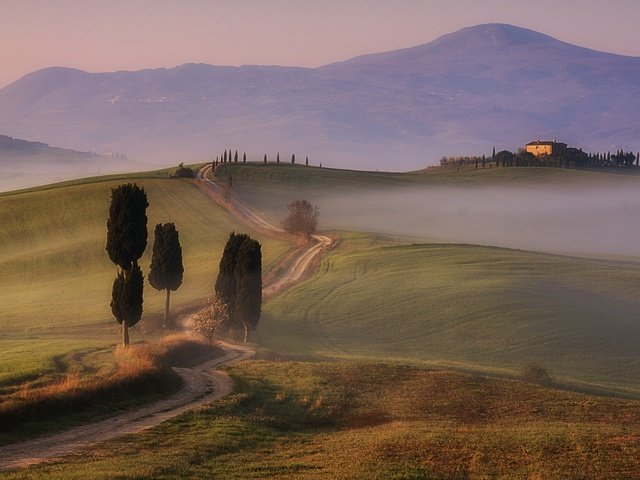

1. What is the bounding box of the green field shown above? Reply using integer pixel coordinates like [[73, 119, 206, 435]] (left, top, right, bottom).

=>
[[207, 164, 640, 395], [0, 171, 290, 385], [258, 233, 640, 395], [5, 360, 639, 479]]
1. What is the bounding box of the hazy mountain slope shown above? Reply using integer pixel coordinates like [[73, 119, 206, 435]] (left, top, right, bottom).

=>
[[0, 23, 639, 171], [0, 134, 128, 191]]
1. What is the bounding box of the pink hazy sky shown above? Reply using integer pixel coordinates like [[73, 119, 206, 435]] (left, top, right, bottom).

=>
[[2, 0, 639, 88]]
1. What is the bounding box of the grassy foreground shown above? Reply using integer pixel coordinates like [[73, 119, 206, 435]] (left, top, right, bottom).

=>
[[258, 234, 640, 395], [5, 360, 639, 479], [0, 172, 290, 385]]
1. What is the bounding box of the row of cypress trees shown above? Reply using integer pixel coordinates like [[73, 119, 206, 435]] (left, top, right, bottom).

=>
[[106, 184, 184, 346], [106, 184, 262, 346], [213, 151, 310, 168]]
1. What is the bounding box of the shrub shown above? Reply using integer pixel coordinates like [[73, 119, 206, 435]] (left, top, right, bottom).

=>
[[521, 364, 553, 386], [173, 163, 195, 178], [192, 296, 229, 343]]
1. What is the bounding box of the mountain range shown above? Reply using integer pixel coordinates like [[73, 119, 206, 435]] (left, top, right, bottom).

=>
[[1, 23, 639, 171]]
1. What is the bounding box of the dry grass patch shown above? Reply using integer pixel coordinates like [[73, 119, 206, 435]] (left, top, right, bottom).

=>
[[0, 335, 222, 441], [6, 360, 640, 479]]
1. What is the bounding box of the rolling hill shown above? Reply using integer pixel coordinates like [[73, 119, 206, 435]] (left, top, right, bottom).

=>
[[0, 24, 639, 171], [3, 164, 640, 477], [211, 164, 640, 394], [0, 170, 290, 384]]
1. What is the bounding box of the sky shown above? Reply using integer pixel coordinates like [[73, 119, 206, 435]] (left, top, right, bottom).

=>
[[1, 0, 640, 88]]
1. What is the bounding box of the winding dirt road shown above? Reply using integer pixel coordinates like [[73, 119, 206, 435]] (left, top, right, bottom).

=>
[[0, 165, 334, 471], [195, 164, 334, 298], [0, 341, 252, 471]]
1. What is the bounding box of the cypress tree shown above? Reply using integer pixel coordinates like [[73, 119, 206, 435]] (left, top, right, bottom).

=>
[[243, 152, 246, 163], [305, 156, 309, 166], [234, 150, 238, 163], [215, 232, 249, 327], [223, 151, 227, 163], [106, 183, 148, 346], [482, 154, 486, 168], [276, 152, 280, 164], [264, 154, 267, 164], [234, 238, 262, 343], [111, 261, 144, 346], [106, 184, 148, 271], [149, 223, 184, 329], [291, 153, 296, 164]]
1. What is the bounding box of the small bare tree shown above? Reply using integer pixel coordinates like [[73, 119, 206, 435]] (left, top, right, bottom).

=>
[[191, 296, 228, 343], [282, 199, 319, 239]]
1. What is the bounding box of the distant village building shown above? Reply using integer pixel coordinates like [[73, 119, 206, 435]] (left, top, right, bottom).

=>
[[525, 140, 567, 157]]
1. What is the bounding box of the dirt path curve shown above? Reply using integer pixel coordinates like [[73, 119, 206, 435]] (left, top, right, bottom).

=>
[[0, 341, 253, 471], [0, 165, 334, 472], [195, 164, 334, 297]]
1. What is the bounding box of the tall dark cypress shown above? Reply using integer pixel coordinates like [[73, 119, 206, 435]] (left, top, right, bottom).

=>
[[106, 184, 148, 271], [149, 223, 184, 329], [234, 238, 262, 343], [110, 260, 144, 346], [215, 232, 249, 328], [106, 184, 148, 346]]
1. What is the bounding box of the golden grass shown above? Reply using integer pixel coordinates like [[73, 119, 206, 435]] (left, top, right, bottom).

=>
[[0, 335, 220, 436], [10, 360, 640, 479]]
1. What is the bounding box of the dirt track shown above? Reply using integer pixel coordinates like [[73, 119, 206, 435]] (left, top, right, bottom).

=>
[[0, 165, 333, 471], [196, 164, 334, 297], [0, 341, 252, 471]]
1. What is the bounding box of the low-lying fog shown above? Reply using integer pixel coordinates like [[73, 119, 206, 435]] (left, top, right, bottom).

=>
[[316, 185, 640, 258], [0, 157, 159, 193]]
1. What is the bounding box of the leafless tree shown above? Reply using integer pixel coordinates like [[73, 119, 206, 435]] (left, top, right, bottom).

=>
[[282, 199, 319, 239]]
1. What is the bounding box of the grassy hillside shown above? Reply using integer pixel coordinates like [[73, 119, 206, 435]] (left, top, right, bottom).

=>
[[258, 234, 640, 395], [0, 173, 290, 384], [217, 162, 640, 189], [5, 360, 639, 479]]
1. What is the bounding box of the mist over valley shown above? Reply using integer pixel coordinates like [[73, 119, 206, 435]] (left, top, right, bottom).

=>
[[316, 184, 640, 257]]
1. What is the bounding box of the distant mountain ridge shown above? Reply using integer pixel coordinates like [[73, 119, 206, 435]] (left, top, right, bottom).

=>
[[0, 134, 94, 159], [0, 134, 129, 192], [0, 23, 639, 171]]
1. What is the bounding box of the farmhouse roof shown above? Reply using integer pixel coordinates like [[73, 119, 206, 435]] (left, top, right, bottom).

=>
[[526, 140, 566, 146]]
